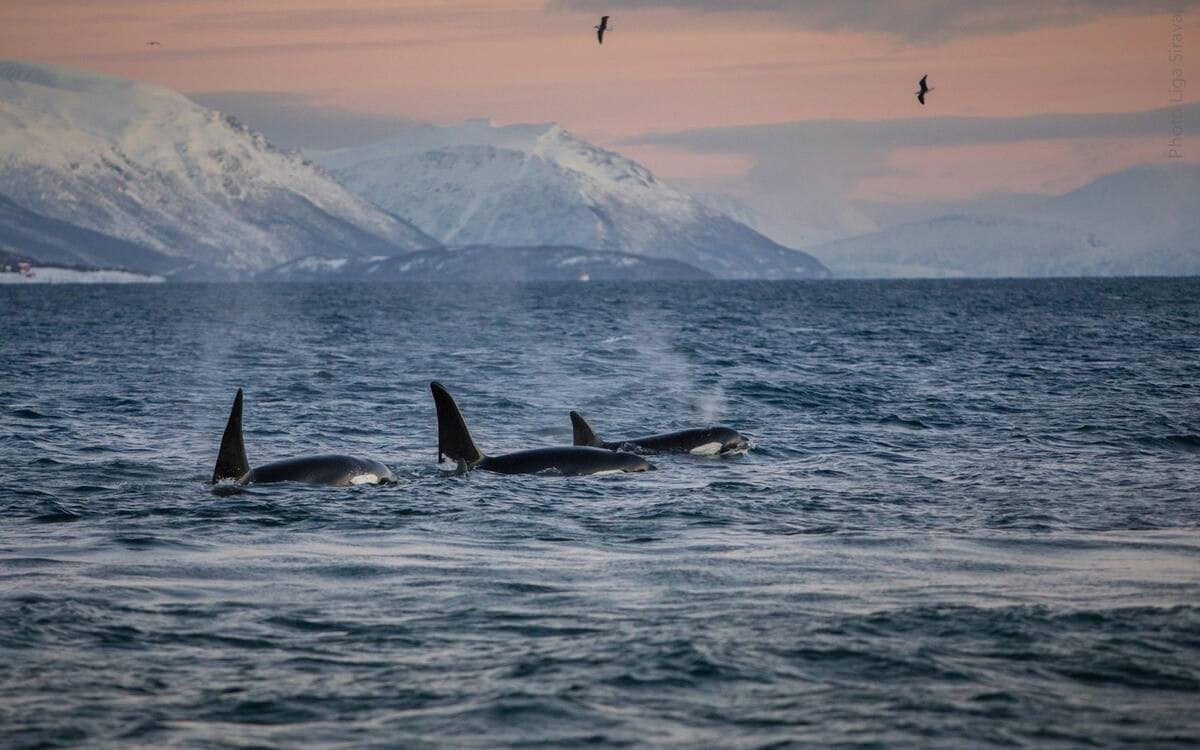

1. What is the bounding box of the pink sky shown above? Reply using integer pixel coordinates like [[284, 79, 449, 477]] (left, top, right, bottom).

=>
[[1, 0, 1194, 220]]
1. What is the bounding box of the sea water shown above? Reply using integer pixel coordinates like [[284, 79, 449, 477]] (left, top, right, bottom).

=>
[[1, 278, 1198, 747]]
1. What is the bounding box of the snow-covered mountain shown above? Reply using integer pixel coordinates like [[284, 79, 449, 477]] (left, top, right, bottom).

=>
[[810, 165, 1200, 278], [260, 245, 713, 283], [312, 121, 828, 279], [0, 61, 436, 276]]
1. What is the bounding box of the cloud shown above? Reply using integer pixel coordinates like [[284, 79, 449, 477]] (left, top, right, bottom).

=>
[[187, 91, 422, 150], [59, 40, 426, 67], [177, 5, 532, 34], [182, 7, 446, 32], [630, 105, 1200, 153], [547, 0, 1197, 41]]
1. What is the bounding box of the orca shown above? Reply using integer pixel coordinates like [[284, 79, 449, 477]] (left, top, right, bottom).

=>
[[430, 382, 654, 476], [212, 389, 396, 486], [570, 411, 750, 456]]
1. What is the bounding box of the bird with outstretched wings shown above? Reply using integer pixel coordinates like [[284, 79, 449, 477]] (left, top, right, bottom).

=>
[[596, 16, 609, 45], [916, 74, 931, 105]]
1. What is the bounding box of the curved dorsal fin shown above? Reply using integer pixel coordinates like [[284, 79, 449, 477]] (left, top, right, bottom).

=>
[[213, 388, 250, 483], [430, 382, 485, 467], [569, 411, 604, 448]]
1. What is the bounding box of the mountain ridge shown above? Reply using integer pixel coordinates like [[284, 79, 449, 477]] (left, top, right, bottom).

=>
[[809, 164, 1200, 278], [311, 121, 829, 279], [0, 60, 437, 276]]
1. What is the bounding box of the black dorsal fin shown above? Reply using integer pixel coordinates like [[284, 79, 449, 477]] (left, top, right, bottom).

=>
[[430, 382, 485, 467], [212, 388, 251, 483], [569, 411, 604, 448]]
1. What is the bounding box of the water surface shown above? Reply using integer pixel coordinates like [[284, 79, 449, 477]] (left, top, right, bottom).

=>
[[2, 279, 1198, 747]]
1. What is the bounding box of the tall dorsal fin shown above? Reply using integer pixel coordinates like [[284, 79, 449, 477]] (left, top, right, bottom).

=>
[[569, 411, 604, 448], [430, 382, 485, 467], [213, 388, 250, 483]]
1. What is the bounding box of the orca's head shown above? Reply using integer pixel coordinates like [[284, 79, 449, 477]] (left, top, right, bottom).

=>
[[713, 428, 751, 456], [615, 451, 656, 472]]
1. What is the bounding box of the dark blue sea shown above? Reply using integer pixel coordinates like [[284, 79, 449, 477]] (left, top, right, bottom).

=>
[[2, 278, 1199, 748]]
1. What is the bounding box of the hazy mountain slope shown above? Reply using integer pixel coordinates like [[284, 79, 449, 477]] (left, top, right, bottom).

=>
[[313, 123, 828, 279], [1038, 164, 1200, 274], [0, 195, 184, 273], [260, 245, 713, 282], [811, 165, 1200, 278], [0, 61, 436, 273], [811, 215, 1114, 278]]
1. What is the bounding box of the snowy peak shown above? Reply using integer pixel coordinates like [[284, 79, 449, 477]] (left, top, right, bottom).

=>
[[0, 60, 193, 139], [530, 125, 658, 190], [0, 60, 436, 274], [0, 60, 99, 90], [313, 120, 827, 279], [1, 59, 156, 93], [313, 119, 554, 171]]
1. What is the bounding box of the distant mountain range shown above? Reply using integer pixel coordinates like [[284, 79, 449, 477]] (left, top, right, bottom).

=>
[[1, 60, 1193, 281], [310, 121, 829, 280], [809, 164, 1200, 278], [0, 62, 827, 281]]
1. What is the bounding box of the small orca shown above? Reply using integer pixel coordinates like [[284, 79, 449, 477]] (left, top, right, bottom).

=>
[[212, 389, 396, 486], [570, 411, 750, 457], [431, 382, 654, 476]]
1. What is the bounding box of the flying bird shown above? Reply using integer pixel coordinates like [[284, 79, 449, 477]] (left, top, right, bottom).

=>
[[595, 15, 609, 45], [146, 41, 161, 47], [916, 74, 932, 105]]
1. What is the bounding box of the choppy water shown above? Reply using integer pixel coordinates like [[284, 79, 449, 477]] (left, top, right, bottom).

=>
[[2, 278, 1199, 748]]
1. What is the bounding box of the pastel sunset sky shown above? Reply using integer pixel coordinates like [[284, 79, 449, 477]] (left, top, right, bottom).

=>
[[2, 0, 1196, 243]]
